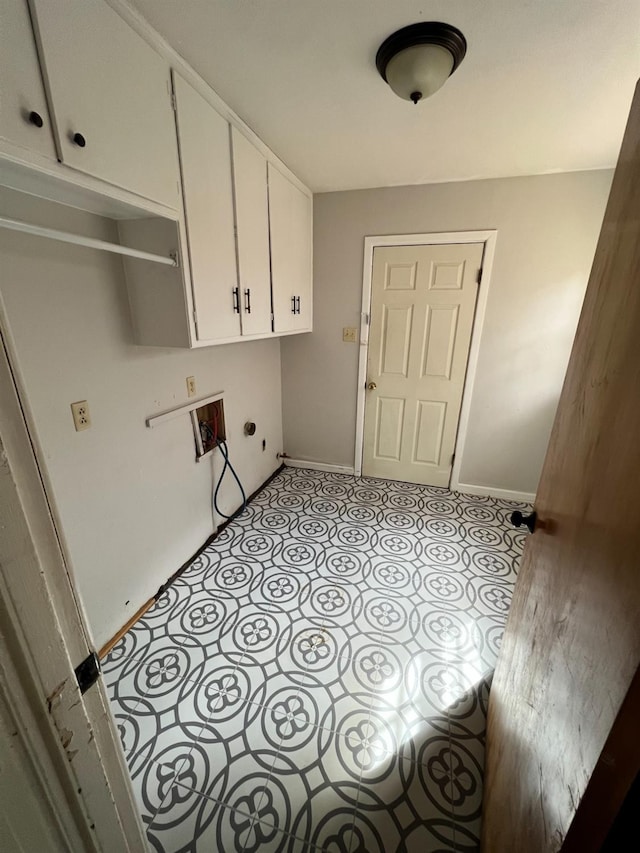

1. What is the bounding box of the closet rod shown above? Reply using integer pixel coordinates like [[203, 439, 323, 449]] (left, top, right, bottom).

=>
[[0, 215, 178, 267]]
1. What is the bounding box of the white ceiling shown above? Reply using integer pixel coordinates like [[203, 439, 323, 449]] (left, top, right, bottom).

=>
[[130, 0, 640, 192]]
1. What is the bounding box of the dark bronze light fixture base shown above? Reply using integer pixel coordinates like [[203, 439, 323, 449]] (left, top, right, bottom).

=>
[[376, 21, 467, 85]]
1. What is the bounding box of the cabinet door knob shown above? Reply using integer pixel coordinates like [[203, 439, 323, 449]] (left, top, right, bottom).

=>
[[29, 111, 44, 128], [72, 132, 86, 148]]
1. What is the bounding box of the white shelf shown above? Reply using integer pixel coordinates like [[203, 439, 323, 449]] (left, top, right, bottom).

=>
[[145, 390, 224, 428], [0, 214, 178, 266]]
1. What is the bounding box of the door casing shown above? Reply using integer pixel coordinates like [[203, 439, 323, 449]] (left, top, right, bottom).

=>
[[0, 287, 146, 849], [355, 230, 497, 489]]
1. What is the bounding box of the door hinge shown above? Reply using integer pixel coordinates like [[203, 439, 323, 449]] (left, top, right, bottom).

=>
[[74, 651, 101, 695], [476, 268, 483, 285], [363, 312, 370, 326]]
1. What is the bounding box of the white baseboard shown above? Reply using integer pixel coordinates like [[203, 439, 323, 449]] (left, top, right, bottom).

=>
[[455, 482, 535, 504], [284, 458, 355, 476], [282, 462, 533, 502]]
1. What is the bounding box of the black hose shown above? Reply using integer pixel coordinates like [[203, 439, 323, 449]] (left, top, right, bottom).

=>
[[213, 439, 247, 520]]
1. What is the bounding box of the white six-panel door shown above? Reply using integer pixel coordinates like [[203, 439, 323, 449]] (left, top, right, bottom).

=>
[[363, 243, 483, 486]]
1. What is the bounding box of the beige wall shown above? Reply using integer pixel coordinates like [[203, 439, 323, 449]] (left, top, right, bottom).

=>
[[281, 170, 613, 496], [0, 188, 283, 649]]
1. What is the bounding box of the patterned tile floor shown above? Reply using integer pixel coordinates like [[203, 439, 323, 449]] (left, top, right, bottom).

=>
[[104, 467, 528, 853]]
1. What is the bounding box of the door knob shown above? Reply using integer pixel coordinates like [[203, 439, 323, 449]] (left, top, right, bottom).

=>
[[28, 111, 44, 128], [367, 382, 377, 390], [72, 132, 86, 147], [510, 510, 537, 533]]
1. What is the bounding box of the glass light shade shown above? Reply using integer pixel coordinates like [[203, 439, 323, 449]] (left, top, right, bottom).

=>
[[384, 43, 454, 102]]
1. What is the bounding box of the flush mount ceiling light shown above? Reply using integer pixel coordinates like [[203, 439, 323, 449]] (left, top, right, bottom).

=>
[[376, 22, 467, 105]]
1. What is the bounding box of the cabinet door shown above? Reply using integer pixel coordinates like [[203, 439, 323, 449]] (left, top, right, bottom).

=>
[[231, 128, 272, 336], [173, 72, 240, 342], [29, 0, 180, 208], [0, 1, 56, 160], [268, 164, 312, 334]]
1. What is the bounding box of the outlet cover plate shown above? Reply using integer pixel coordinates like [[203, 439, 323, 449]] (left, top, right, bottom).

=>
[[186, 376, 196, 397], [343, 327, 357, 343], [71, 400, 91, 431]]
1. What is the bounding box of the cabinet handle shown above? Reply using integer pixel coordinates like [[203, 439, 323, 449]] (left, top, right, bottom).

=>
[[72, 132, 86, 148], [296, 295, 301, 314], [244, 288, 251, 314], [29, 111, 44, 128], [291, 296, 296, 314], [232, 287, 240, 313]]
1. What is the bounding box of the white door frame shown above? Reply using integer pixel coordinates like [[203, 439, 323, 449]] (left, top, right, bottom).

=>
[[354, 230, 498, 487], [0, 302, 146, 850]]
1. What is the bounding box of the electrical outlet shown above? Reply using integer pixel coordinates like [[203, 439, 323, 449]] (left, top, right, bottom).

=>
[[343, 327, 357, 343], [186, 376, 196, 397], [71, 400, 91, 431]]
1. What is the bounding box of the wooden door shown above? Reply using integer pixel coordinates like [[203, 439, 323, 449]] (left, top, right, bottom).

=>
[[231, 127, 272, 336], [482, 82, 640, 852], [363, 243, 483, 486], [29, 0, 180, 208], [173, 72, 240, 343], [0, 0, 56, 160], [268, 163, 313, 333]]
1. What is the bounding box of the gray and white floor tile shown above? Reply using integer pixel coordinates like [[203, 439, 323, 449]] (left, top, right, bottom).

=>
[[105, 466, 528, 852]]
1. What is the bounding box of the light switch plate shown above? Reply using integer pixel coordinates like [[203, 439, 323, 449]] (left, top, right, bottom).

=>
[[71, 401, 91, 431], [343, 327, 357, 343]]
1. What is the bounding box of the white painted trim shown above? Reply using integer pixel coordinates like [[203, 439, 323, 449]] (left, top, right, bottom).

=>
[[450, 233, 497, 490], [355, 230, 498, 489], [0, 607, 86, 850], [190, 327, 313, 349], [455, 482, 535, 504], [0, 293, 146, 849], [0, 138, 181, 221], [284, 458, 355, 475], [146, 390, 224, 428]]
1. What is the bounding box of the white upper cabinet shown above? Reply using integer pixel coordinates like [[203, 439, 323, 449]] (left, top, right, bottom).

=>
[[231, 128, 272, 337], [173, 72, 240, 343], [268, 163, 313, 334], [0, 1, 56, 160], [0, 0, 313, 348], [29, 0, 180, 209]]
